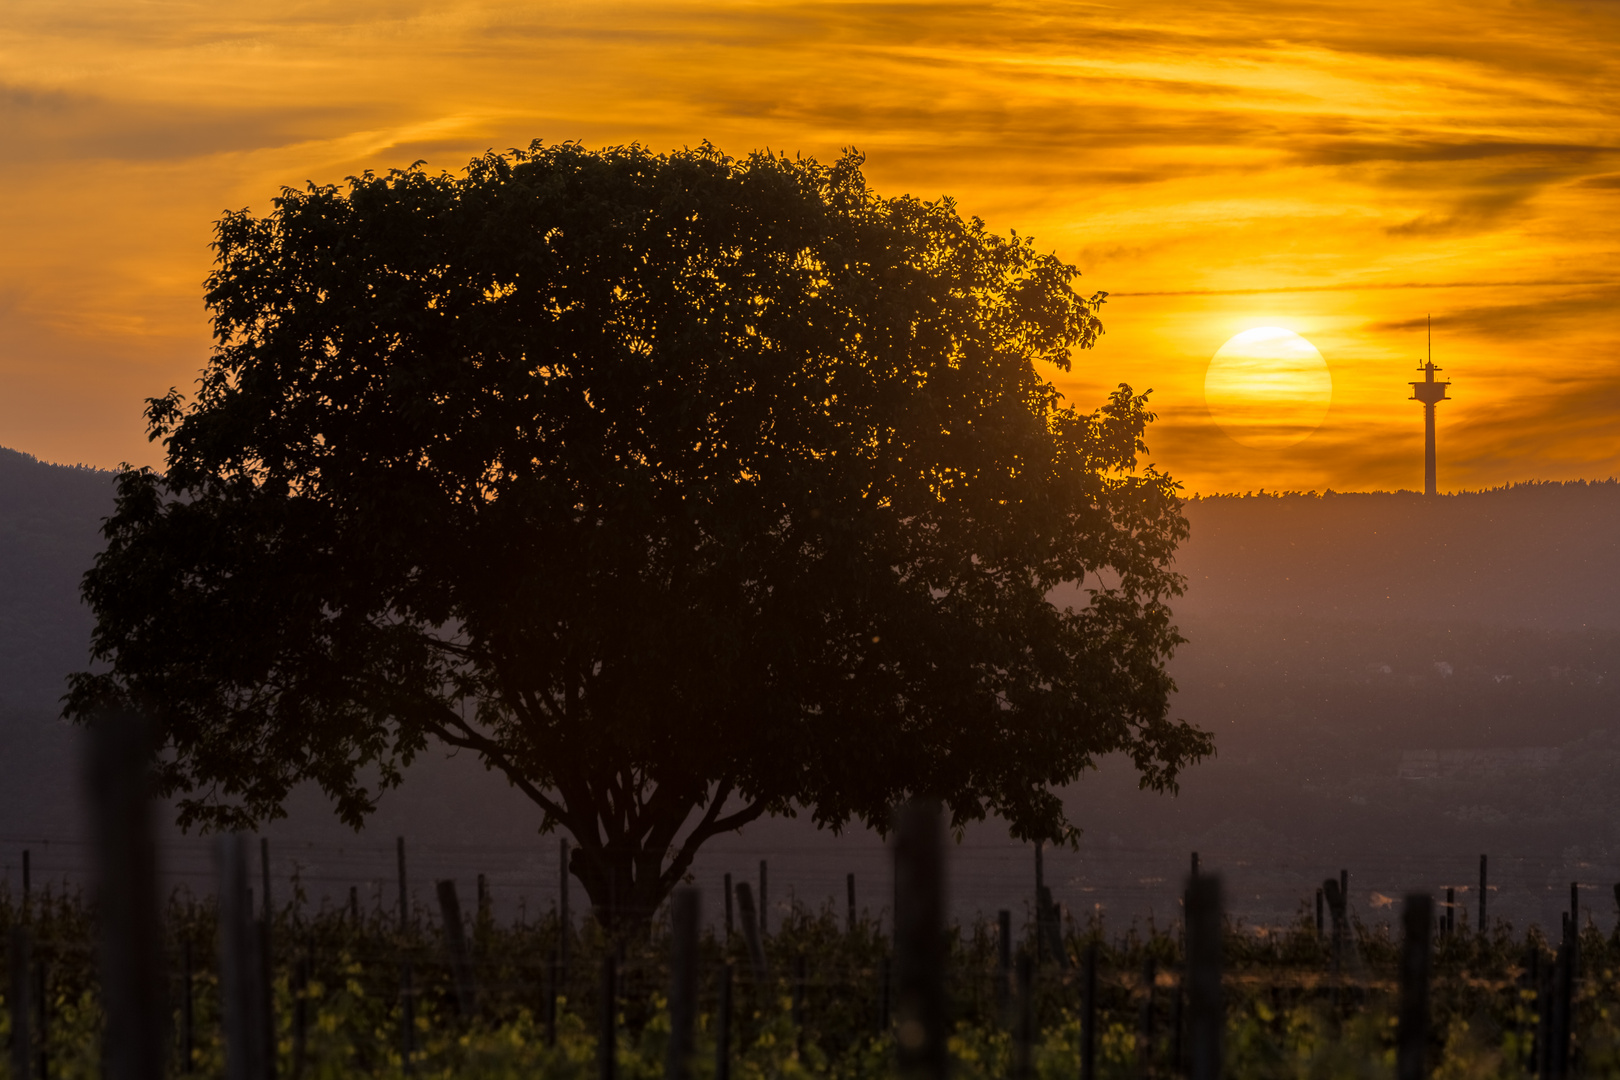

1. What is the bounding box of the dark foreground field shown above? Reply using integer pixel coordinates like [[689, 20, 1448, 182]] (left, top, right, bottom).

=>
[[3, 880, 1618, 1080]]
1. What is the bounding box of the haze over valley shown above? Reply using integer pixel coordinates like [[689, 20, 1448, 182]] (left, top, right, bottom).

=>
[[4, 445, 1615, 933]]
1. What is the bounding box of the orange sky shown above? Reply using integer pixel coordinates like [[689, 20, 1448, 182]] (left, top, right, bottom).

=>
[[2, 0, 1617, 493]]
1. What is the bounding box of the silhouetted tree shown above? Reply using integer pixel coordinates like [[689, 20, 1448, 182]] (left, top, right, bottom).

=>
[[68, 142, 1210, 930]]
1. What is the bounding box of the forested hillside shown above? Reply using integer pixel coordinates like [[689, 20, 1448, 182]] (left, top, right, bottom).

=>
[[1177, 484, 1620, 628], [0, 447, 111, 711]]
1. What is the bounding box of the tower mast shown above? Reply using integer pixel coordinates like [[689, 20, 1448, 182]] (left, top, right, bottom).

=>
[[1409, 315, 1451, 496]]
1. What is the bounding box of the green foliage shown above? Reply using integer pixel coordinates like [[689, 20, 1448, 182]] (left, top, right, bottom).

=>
[[7, 885, 1620, 1079], [66, 140, 1207, 928]]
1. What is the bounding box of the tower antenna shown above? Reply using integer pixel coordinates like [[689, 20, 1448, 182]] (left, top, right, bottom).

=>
[[1410, 317, 1450, 496]]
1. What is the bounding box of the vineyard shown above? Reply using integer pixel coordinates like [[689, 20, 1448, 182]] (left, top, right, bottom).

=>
[[5, 846, 1620, 1080]]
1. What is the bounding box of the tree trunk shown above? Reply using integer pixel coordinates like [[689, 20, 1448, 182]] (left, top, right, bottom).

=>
[[567, 845, 669, 936], [557, 779, 765, 937]]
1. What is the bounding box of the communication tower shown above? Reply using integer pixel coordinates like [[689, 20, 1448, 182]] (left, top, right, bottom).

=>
[[1408, 315, 1450, 496]]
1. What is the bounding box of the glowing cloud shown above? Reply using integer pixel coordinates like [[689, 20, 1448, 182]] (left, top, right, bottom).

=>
[[0, 0, 1617, 492]]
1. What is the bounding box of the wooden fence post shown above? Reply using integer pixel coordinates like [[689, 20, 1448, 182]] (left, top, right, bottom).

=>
[[1170, 975, 1184, 1075], [559, 839, 571, 971], [1080, 940, 1097, 1080], [1508, 945, 1525, 1072], [396, 838, 412, 1078], [1478, 855, 1488, 934], [1315, 888, 1324, 938], [219, 837, 245, 1080], [396, 838, 409, 932], [1185, 875, 1222, 1080], [436, 880, 478, 1017], [545, 948, 559, 1048], [666, 889, 699, 1080], [1323, 878, 1347, 975], [734, 883, 767, 983], [1138, 955, 1158, 1078], [1554, 942, 1573, 1079], [758, 861, 769, 938], [1569, 882, 1580, 977], [724, 873, 734, 938], [1034, 842, 1045, 965], [715, 963, 733, 1080], [10, 925, 31, 1080], [1533, 945, 1551, 1079], [1398, 894, 1433, 1080], [400, 961, 414, 1075], [877, 955, 892, 1033], [997, 910, 1012, 1018], [260, 837, 273, 925], [290, 945, 309, 1080], [36, 956, 49, 1080], [1014, 953, 1033, 1080], [598, 953, 617, 1080], [792, 954, 807, 1031], [1183, 853, 1198, 946], [88, 712, 164, 1080], [181, 935, 195, 1073], [894, 800, 946, 1080], [258, 839, 276, 1080], [1038, 886, 1069, 970], [219, 835, 267, 1080], [847, 873, 857, 934]]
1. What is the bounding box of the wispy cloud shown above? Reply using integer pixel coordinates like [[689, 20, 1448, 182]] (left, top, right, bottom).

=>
[[1116, 279, 1619, 297], [0, 83, 374, 164], [1370, 286, 1620, 338]]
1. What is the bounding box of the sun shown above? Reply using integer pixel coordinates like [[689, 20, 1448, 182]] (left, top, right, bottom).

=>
[[1204, 327, 1333, 450]]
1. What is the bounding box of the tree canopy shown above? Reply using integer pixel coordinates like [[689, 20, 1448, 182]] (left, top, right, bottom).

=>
[[68, 142, 1211, 928]]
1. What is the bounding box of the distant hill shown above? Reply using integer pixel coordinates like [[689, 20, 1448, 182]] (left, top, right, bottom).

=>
[[2, 448, 1617, 926], [1176, 485, 1620, 629], [1169, 486, 1620, 756], [11, 458, 1611, 720], [0, 447, 112, 712]]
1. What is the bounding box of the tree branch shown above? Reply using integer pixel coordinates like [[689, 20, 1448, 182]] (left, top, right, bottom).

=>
[[419, 703, 567, 822], [657, 782, 766, 894], [638, 774, 704, 851]]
